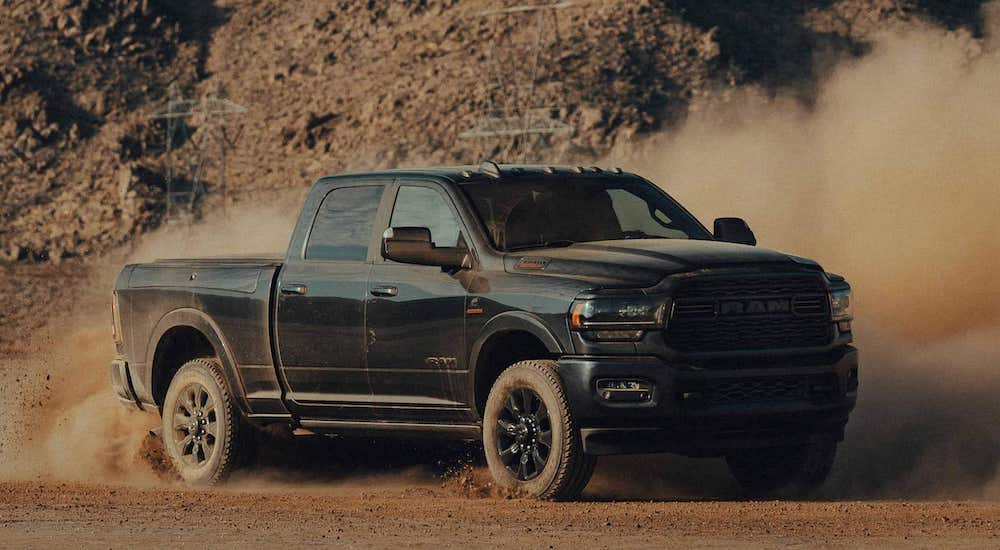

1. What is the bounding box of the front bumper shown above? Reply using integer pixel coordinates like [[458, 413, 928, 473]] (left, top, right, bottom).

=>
[[556, 346, 859, 456]]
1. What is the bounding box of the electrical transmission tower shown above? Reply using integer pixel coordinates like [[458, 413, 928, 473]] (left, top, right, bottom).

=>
[[459, 1, 575, 163], [147, 81, 246, 222]]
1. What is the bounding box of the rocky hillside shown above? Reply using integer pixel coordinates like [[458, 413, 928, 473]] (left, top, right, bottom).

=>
[[0, 0, 988, 264], [0, 0, 222, 262]]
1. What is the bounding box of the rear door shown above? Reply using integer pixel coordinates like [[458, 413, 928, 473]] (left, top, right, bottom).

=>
[[365, 181, 471, 423], [275, 182, 388, 419]]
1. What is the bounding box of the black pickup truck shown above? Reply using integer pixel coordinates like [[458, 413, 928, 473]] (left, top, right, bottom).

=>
[[110, 163, 857, 499]]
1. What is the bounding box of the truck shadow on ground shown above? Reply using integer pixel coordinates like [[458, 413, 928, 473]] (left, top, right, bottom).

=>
[[144, 426, 913, 502], [144, 426, 827, 502]]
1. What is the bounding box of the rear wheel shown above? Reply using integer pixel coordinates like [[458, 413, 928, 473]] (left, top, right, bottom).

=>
[[161, 358, 252, 485], [482, 360, 596, 500], [726, 439, 837, 497]]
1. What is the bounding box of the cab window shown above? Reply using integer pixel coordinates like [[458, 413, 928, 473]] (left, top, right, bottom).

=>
[[389, 186, 462, 247], [306, 185, 385, 261]]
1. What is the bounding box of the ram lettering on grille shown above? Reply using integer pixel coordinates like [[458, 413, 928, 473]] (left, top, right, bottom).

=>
[[667, 275, 833, 352]]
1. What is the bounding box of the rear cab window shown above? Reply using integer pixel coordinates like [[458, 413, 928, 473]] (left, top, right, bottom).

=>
[[306, 185, 385, 261]]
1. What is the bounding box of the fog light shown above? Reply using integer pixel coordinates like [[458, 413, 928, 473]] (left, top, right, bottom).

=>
[[838, 321, 852, 333], [596, 379, 653, 403]]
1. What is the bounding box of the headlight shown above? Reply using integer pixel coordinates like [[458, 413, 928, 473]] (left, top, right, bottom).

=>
[[829, 288, 853, 321], [570, 297, 667, 341]]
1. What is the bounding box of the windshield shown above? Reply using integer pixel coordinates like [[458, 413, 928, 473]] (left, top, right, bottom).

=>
[[460, 177, 712, 251]]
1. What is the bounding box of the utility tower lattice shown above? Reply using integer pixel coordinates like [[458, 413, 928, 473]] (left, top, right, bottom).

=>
[[147, 82, 246, 222], [459, 1, 576, 163]]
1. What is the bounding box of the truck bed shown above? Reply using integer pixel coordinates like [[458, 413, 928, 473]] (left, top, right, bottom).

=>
[[115, 256, 284, 415], [129, 256, 283, 294], [151, 255, 284, 268]]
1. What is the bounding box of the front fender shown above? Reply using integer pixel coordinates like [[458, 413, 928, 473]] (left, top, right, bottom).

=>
[[473, 311, 565, 357], [465, 310, 566, 410]]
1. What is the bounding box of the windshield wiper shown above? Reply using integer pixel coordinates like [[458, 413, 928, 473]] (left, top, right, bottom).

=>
[[506, 239, 576, 251]]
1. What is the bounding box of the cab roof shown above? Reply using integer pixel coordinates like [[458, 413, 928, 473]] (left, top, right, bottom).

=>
[[319, 162, 635, 185]]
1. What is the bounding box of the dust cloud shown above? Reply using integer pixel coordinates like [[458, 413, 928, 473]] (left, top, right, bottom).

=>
[[5, 13, 1000, 501], [0, 204, 298, 483], [601, 16, 1000, 498]]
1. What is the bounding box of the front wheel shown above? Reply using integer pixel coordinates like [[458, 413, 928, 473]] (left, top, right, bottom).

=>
[[482, 360, 596, 500], [161, 358, 253, 485]]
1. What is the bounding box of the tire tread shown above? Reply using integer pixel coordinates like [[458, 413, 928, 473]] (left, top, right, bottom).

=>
[[504, 359, 594, 501], [165, 357, 250, 485]]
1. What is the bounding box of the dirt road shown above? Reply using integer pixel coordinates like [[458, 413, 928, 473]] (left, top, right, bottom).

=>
[[3, 261, 1000, 549], [1, 480, 998, 548]]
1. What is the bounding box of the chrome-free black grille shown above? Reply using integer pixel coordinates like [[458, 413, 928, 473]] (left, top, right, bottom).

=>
[[676, 275, 827, 299], [668, 317, 833, 351], [667, 274, 833, 352], [681, 374, 838, 405]]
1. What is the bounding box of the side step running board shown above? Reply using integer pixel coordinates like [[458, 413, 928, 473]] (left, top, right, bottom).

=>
[[298, 419, 481, 439]]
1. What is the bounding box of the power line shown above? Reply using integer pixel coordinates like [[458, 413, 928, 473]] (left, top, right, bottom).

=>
[[459, 1, 577, 163], [147, 81, 246, 222]]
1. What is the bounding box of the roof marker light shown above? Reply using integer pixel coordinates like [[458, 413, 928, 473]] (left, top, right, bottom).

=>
[[479, 160, 502, 178]]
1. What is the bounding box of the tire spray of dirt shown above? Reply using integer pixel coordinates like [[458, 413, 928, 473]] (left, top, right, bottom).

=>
[[596, 15, 1000, 499], [0, 204, 298, 483]]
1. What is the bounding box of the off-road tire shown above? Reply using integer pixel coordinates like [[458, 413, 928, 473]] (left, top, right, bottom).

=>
[[483, 360, 596, 500], [726, 439, 837, 497], [161, 358, 253, 485]]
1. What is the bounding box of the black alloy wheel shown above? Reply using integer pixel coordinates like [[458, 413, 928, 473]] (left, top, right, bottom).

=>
[[171, 382, 219, 466], [482, 360, 596, 500], [161, 358, 254, 485], [496, 387, 552, 481]]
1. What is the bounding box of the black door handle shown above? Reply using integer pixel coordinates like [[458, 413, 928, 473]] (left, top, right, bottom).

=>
[[370, 285, 398, 297], [280, 283, 308, 295]]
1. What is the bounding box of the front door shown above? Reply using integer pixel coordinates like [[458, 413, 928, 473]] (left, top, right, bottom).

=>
[[275, 183, 385, 419], [366, 183, 470, 423]]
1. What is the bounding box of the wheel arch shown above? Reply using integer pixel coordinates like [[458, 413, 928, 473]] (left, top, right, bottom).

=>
[[146, 308, 249, 414], [468, 311, 565, 420]]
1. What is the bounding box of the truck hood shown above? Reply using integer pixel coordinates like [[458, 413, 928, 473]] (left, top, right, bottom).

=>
[[504, 239, 815, 287]]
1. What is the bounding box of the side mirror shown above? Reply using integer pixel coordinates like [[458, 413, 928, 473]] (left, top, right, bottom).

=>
[[713, 217, 757, 246], [382, 227, 470, 269]]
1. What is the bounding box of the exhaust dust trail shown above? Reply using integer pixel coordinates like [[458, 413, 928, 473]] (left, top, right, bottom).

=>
[[0, 204, 298, 482], [0, 181, 455, 490], [600, 16, 1000, 498]]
